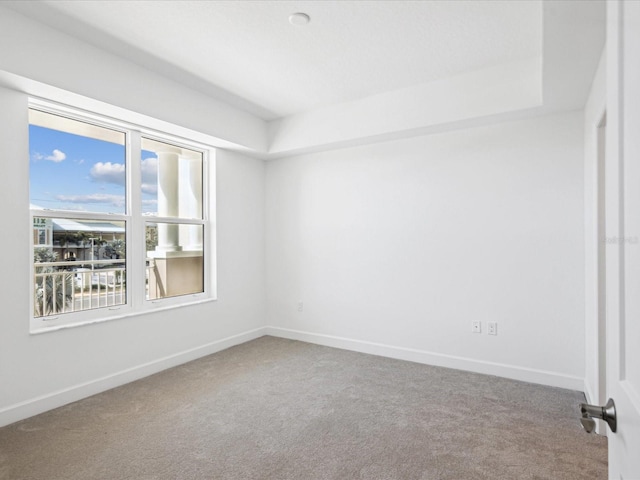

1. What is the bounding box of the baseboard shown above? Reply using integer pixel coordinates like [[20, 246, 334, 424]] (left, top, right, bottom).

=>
[[2, 325, 585, 428], [0, 326, 267, 428], [266, 326, 585, 391]]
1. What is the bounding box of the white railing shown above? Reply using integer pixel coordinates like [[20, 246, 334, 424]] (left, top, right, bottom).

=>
[[145, 257, 164, 300], [34, 259, 126, 318]]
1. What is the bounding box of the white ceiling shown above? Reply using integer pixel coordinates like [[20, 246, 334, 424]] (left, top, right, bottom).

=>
[[1, 0, 605, 157], [6, 0, 542, 120]]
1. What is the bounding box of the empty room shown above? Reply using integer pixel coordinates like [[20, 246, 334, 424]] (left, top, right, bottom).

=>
[[0, 0, 639, 478]]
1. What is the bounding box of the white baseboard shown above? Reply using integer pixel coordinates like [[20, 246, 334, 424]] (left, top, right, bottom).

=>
[[2, 325, 586, 429], [265, 326, 585, 391], [0, 326, 267, 428]]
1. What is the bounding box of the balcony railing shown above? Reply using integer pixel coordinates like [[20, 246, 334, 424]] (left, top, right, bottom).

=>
[[34, 256, 200, 318], [34, 259, 126, 318]]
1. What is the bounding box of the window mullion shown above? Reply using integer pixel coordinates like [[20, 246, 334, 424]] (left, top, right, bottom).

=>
[[128, 131, 144, 311], [205, 149, 215, 299], [148, 216, 206, 226]]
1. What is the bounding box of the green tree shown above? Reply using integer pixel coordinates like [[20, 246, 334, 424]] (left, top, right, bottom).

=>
[[55, 231, 88, 260], [145, 226, 158, 253], [34, 247, 58, 263], [104, 239, 126, 259], [33, 248, 74, 317]]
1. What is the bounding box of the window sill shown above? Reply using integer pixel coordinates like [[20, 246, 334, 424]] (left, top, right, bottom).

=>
[[29, 296, 217, 335]]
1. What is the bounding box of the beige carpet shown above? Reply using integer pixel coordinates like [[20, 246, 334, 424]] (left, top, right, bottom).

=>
[[0, 336, 607, 479]]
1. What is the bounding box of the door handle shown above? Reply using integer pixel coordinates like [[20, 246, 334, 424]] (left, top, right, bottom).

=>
[[579, 398, 617, 433]]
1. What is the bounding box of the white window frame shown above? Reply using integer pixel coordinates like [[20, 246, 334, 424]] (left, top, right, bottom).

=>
[[29, 98, 216, 334]]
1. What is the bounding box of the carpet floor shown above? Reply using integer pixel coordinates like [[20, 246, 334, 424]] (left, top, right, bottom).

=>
[[0, 336, 607, 479]]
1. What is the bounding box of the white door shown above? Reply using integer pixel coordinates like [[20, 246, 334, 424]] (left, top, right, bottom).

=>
[[605, 1, 640, 477]]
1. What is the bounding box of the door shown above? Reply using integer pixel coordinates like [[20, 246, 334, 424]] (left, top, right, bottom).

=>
[[605, 1, 640, 477]]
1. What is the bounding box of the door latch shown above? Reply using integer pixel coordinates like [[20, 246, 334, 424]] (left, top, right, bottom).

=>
[[579, 398, 617, 433]]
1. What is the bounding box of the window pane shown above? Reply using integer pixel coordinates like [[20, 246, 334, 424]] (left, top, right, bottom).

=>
[[140, 138, 202, 218], [145, 222, 203, 300], [33, 218, 126, 318], [29, 109, 126, 214]]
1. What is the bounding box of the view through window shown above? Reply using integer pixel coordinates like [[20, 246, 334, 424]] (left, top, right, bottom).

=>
[[29, 106, 209, 328], [142, 138, 204, 300]]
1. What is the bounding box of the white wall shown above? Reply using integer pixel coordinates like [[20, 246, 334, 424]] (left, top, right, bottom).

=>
[[0, 1, 595, 426], [0, 4, 268, 427], [268, 58, 541, 157], [583, 49, 607, 413], [0, 86, 266, 426], [266, 111, 585, 389]]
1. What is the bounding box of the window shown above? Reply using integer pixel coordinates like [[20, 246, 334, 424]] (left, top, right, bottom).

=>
[[141, 138, 205, 300], [29, 103, 212, 332]]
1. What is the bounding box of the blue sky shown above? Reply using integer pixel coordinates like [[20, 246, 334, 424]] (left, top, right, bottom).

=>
[[29, 125, 158, 214]]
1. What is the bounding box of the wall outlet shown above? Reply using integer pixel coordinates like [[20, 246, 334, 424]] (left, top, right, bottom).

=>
[[297, 301, 304, 312], [488, 322, 498, 335], [472, 321, 481, 333]]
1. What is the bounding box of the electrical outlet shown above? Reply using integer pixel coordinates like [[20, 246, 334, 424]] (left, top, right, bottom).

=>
[[297, 301, 304, 312], [488, 322, 498, 335], [472, 321, 481, 333]]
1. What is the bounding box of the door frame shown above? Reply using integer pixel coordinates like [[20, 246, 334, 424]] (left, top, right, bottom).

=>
[[583, 48, 608, 435], [596, 113, 607, 436]]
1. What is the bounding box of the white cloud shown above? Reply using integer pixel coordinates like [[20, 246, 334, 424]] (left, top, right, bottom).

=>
[[141, 183, 158, 195], [140, 157, 158, 196], [55, 193, 125, 208], [90, 162, 125, 185], [89, 158, 158, 195], [46, 149, 66, 162], [33, 149, 67, 163], [141, 157, 158, 185]]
